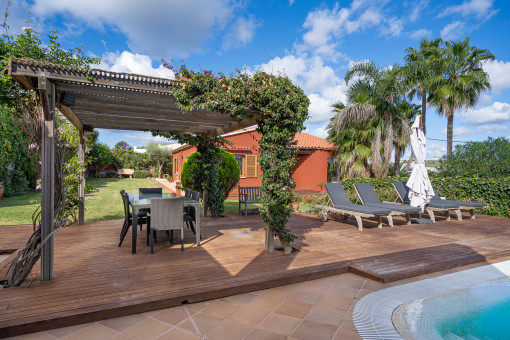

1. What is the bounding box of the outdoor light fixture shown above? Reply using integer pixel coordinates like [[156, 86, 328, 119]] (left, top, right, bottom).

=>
[[59, 92, 77, 106]]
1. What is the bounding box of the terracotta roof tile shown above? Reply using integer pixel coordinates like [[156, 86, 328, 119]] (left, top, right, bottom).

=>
[[292, 133, 334, 150]]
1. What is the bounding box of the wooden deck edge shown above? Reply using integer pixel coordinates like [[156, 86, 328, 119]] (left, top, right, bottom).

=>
[[0, 263, 349, 338]]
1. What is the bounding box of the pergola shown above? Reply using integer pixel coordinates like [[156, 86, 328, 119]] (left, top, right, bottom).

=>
[[8, 58, 263, 281]]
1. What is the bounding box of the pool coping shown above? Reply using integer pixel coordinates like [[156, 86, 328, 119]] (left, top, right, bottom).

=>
[[353, 260, 510, 339]]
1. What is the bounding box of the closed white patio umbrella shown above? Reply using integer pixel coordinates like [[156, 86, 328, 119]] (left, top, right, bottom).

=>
[[406, 115, 434, 214]]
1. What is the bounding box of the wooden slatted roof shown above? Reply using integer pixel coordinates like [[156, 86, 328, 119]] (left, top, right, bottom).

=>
[[8, 58, 262, 137]]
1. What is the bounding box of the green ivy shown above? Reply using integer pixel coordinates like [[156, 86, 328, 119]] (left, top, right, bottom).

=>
[[153, 63, 310, 252]]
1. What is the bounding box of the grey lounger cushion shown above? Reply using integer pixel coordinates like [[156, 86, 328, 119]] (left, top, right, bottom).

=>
[[354, 182, 421, 213], [430, 188, 485, 208], [393, 181, 460, 209], [324, 183, 391, 215]]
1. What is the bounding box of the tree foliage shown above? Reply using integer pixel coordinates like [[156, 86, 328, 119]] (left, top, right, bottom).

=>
[[114, 141, 131, 150], [153, 62, 309, 252], [146, 142, 173, 178], [0, 105, 35, 196], [181, 150, 240, 201], [438, 137, 510, 178]]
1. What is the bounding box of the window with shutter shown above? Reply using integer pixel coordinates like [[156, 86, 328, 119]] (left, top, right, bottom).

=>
[[245, 155, 257, 178]]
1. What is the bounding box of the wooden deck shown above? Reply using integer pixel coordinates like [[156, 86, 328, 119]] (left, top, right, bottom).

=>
[[1, 212, 510, 338]]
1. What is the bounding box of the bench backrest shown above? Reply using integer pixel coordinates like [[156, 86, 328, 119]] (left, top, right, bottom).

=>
[[238, 186, 261, 200], [324, 182, 352, 206]]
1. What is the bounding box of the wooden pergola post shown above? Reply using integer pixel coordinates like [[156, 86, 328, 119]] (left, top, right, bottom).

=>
[[78, 130, 85, 225], [39, 77, 55, 281]]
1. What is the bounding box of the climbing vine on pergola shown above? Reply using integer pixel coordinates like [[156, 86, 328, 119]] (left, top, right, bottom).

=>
[[155, 64, 310, 253]]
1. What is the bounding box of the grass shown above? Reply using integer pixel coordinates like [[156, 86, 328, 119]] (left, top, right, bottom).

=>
[[0, 178, 261, 225]]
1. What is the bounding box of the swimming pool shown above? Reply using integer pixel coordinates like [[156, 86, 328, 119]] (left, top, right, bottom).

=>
[[353, 260, 510, 339]]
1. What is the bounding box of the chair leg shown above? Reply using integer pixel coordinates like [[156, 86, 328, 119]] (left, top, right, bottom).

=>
[[181, 229, 184, 251], [150, 230, 154, 254], [170, 230, 174, 243], [146, 225, 150, 246], [245, 202, 248, 216], [354, 215, 363, 231], [189, 221, 196, 235], [119, 222, 131, 247]]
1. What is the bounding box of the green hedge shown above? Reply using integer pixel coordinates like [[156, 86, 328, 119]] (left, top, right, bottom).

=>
[[133, 170, 152, 178], [314, 176, 509, 218]]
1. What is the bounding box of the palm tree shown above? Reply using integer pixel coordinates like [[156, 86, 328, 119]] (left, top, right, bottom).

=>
[[403, 38, 443, 135], [344, 61, 406, 177], [427, 37, 494, 157], [393, 100, 420, 176], [327, 98, 378, 178]]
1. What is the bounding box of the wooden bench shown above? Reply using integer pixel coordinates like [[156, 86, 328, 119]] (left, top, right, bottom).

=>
[[238, 186, 261, 216]]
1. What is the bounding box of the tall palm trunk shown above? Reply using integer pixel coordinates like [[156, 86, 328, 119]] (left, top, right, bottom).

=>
[[370, 126, 382, 177], [394, 145, 401, 177], [446, 109, 454, 158], [381, 112, 393, 177], [421, 94, 427, 135]]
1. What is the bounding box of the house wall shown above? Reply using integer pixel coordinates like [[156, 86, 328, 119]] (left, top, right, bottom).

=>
[[172, 130, 334, 195]]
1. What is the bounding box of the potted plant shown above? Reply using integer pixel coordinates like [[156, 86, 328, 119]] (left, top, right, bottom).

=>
[[292, 193, 301, 212]]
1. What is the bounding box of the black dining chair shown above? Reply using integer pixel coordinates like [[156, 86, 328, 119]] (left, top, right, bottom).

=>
[[119, 191, 149, 247], [184, 189, 192, 199], [184, 191, 201, 238], [139, 187, 162, 195]]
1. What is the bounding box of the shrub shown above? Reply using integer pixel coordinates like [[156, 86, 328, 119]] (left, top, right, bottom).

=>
[[105, 171, 117, 178], [181, 150, 240, 200], [438, 137, 510, 178], [133, 170, 152, 178]]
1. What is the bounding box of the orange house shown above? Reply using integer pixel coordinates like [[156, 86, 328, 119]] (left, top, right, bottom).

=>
[[171, 127, 337, 194]]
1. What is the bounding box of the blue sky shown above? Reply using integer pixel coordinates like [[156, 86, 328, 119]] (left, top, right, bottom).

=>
[[4, 0, 510, 159]]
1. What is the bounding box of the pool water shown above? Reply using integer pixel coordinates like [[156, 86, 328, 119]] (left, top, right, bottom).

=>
[[394, 278, 510, 339]]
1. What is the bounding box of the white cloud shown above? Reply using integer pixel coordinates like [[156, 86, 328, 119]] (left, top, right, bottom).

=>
[[379, 17, 404, 37], [476, 124, 509, 134], [31, 0, 233, 57], [310, 126, 328, 139], [96, 129, 173, 148], [461, 101, 510, 124], [426, 144, 447, 160], [440, 126, 474, 137], [483, 60, 510, 92], [409, 0, 429, 22], [222, 16, 259, 50], [440, 21, 465, 40], [439, 0, 496, 19], [100, 51, 175, 79], [409, 28, 432, 40]]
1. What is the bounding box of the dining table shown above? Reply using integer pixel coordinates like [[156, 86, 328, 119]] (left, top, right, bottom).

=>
[[128, 193, 201, 254]]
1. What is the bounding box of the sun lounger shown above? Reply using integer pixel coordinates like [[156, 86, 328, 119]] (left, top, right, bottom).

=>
[[354, 182, 422, 225], [430, 188, 485, 220], [315, 182, 393, 231], [393, 181, 462, 222]]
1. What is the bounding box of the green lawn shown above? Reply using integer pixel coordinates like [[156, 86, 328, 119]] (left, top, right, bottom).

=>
[[0, 178, 260, 225]]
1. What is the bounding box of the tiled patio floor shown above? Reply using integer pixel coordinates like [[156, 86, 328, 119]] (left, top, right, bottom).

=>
[[7, 260, 496, 340]]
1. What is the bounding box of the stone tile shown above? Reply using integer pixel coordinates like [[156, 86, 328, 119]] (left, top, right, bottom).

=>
[[179, 312, 222, 334], [100, 313, 147, 332], [316, 294, 353, 310], [326, 286, 359, 298], [46, 322, 92, 338], [244, 328, 287, 340], [205, 319, 252, 340], [142, 310, 161, 318], [333, 276, 365, 289], [222, 293, 258, 306], [281, 282, 304, 290], [260, 287, 293, 300], [340, 319, 357, 332], [344, 310, 353, 321], [202, 300, 240, 318], [122, 318, 172, 340], [274, 300, 313, 318], [333, 327, 363, 340], [153, 307, 190, 325], [291, 320, 337, 340], [227, 306, 270, 326], [62, 323, 118, 340], [246, 296, 284, 312], [10, 332, 55, 340], [157, 327, 201, 340], [355, 288, 372, 299], [297, 280, 332, 294], [361, 279, 387, 291], [287, 291, 322, 305], [305, 306, 345, 326], [187, 299, 217, 312], [256, 313, 301, 336], [108, 334, 133, 340]]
